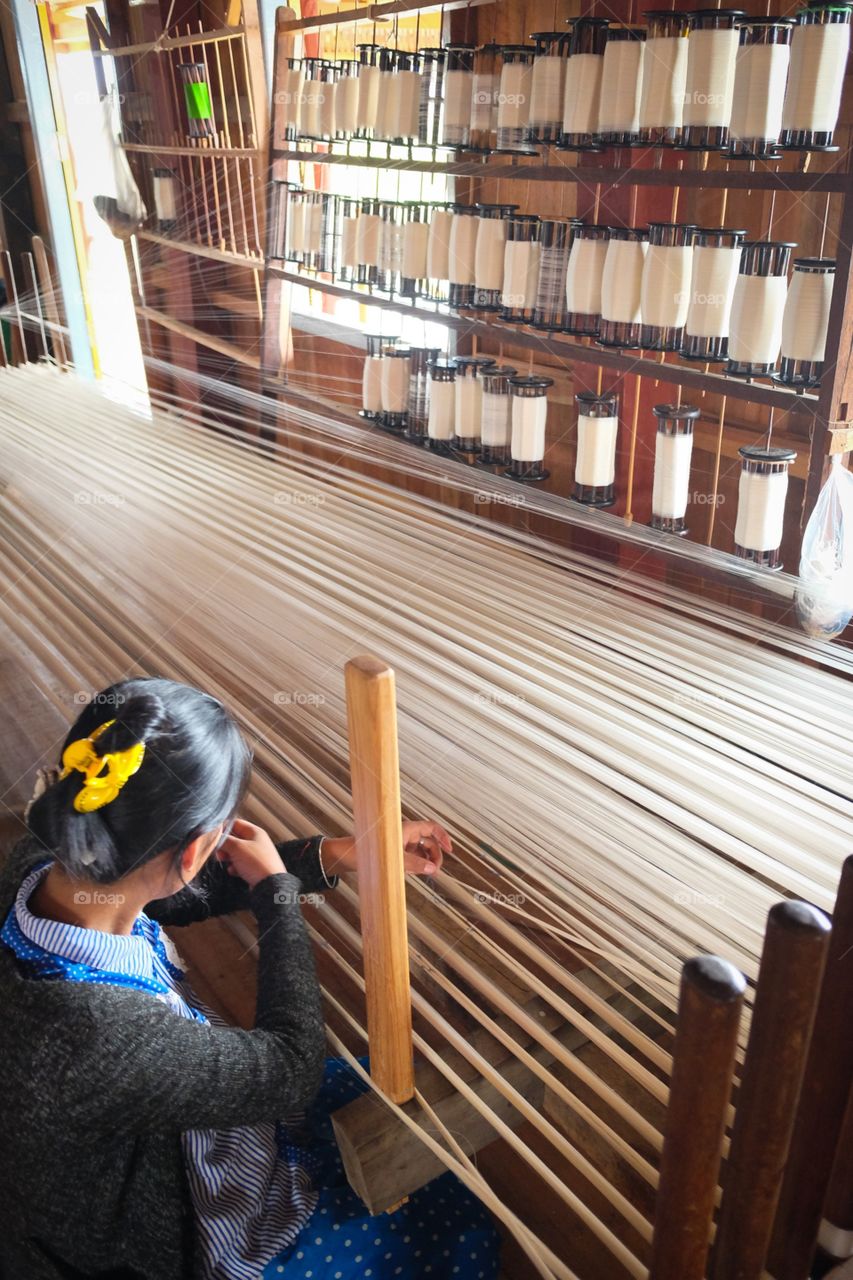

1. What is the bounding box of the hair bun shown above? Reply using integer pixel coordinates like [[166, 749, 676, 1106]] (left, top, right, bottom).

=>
[[95, 692, 167, 756]]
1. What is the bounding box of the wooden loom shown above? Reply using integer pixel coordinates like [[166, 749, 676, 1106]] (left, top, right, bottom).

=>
[[0, 364, 852, 1280]]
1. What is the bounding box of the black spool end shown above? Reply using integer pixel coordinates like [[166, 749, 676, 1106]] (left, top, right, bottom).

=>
[[683, 954, 747, 1004]]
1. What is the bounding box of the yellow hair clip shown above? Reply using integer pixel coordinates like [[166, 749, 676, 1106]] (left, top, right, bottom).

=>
[[60, 719, 146, 814]]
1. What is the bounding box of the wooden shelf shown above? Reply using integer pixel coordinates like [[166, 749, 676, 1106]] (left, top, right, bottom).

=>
[[277, 0, 493, 35], [136, 229, 263, 269], [92, 25, 244, 58], [123, 142, 259, 159], [268, 265, 819, 415], [272, 145, 852, 194]]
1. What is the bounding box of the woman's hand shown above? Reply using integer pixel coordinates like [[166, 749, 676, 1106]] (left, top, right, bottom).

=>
[[217, 818, 287, 889], [322, 819, 452, 878]]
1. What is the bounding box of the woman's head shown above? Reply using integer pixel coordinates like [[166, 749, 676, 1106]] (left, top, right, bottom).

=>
[[27, 677, 252, 885]]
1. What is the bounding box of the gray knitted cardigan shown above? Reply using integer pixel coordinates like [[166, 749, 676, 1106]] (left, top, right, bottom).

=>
[[0, 835, 331, 1280]]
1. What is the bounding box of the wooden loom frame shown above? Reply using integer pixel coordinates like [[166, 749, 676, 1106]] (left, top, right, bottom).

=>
[[343, 649, 853, 1280]]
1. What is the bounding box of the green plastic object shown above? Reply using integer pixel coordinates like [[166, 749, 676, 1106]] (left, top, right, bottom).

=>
[[183, 81, 213, 122]]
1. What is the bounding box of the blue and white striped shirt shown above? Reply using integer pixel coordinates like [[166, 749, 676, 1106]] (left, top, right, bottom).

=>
[[2, 862, 318, 1280]]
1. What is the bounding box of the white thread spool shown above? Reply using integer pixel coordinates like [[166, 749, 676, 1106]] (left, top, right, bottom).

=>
[[373, 50, 399, 141], [470, 44, 500, 150], [286, 193, 306, 258], [299, 61, 324, 139], [682, 228, 746, 360], [427, 360, 456, 444], [508, 376, 553, 481], [496, 46, 535, 151], [639, 12, 690, 141], [303, 196, 324, 257], [406, 346, 439, 441], [356, 46, 382, 135], [479, 365, 518, 464], [378, 202, 403, 293], [599, 229, 648, 347], [565, 226, 609, 333], [502, 216, 541, 320], [726, 240, 792, 376], [574, 390, 619, 506], [338, 199, 360, 279], [473, 205, 512, 310], [640, 222, 695, 350], [779, 257, 835, 386], [533, 218, 579, 330], [153, 169, 177, 227], [728, 20, 793, 157], [379, 348, 411, 430], [561, 18, 609, 142], [453, 356, 495, 450], [528, 32, 568, 142], [442, 45, 475, 147], [735, 446, 796, 568], [355, 207, 382, 268], [448, 209, 479, 306], [360, 335, 387, 418], [418, 48, 446, 147], [280, 59, 304, 140], [401, 207, 429, 288], [427, 207, 454, 285], [681, 12, 741, 145], [318, 64, 336, 139], [395, 58, 422, 141], [597, 27, 645, 142], [334, 62, 360, 138], [650, 404, 699, 534], [781, 5, 851, 148]]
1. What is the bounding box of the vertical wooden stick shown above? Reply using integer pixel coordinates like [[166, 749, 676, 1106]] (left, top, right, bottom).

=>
[[711, 901, 831, 1280], [768, 856, 853, 1280], [344, 655, 414, 1105], [649, 955, 745, 1280]]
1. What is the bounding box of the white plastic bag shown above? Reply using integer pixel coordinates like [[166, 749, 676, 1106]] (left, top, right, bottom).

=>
[[796, 456, 853, 640], [100, 88, 147, 222]]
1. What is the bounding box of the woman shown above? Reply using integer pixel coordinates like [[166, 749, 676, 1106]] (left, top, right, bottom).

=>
[[0, 676, 500, 1279]]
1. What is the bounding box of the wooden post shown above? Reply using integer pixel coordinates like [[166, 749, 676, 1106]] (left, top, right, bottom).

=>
[[649, 955, 746, 1280], [822, 1086, 853, 1264], [711, 901, 831, 1280], [768, 856, 853, 1280], [344, 655, 414, 1105]]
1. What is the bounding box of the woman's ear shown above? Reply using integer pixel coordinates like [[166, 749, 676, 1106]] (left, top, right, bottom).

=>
[[180, 825, 224, 882]]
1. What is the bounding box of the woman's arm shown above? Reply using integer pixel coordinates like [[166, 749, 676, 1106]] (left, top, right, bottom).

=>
[[75, 870, 327, 1135]]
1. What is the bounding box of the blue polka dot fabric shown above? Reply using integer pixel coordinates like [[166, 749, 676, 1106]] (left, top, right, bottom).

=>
[[265, 1058, 501, 1280]]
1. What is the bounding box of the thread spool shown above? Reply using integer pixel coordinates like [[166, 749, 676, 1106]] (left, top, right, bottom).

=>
[[374, 48, 400, 142], [377, 201, 404, 296], [303, 191, 330, 272], [392, 53, 423, 144], [334, 60, 360, 139], [502, 214, 541, 323], [639, 10, 690, 144], [507, 376, 553, 482], [574, 390, 619, 506], [355, 197, 382, 286], [453, 355, 496, 452], [477, 365, 519, 466], [442, 44, 475, 148], [271, 181, 291, 261], [469, 43, 501, 152], [473, 204, 515, 311], [599, 227, 648, 349], [734, 445, 796, 569], [356, 44, 383, 138], [298, 57, 324, 139], [379, 346, 411, 432], [427, 358, 456, 451], [399, 202, 430, 299], [153, 169, 178, 230], [727, 19, 793, 159], [360, 334, 387, 420], [280, 57, 303, 141], [778, 257, 836, 387], [596, 26, 646, 145], [448, 206, 479, 307], [780, 2, 852, 151], [496, 46, 536, 153], [418, 48, 446, 147], [560, 17, 609, 149], [426, 204, 454, 296], [640, 222, 696, 351], [179, 62, 215, 139], [284, 187, 306, 262], [725, 240, 793, 379], [533, 218, 581, 330], [680, 9, 744, 149], [682, 226, 747, 361], [406, 347, 441, 444], [337, 195, 360, 284], [319, 62, 337, 140], [564, 224, 610, 336], [651, 404, 699, 535], [527, 32, 569, 144]]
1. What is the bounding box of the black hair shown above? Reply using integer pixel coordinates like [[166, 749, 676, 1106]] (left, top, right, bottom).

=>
[[27, 677, 252, 885]]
